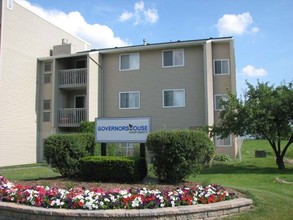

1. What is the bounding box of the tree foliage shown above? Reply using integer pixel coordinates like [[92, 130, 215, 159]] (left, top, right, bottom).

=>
[[213, 81, 293, 169]]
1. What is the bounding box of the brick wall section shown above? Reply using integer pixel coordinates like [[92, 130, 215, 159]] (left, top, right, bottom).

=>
[[0, 198, 253, 220]]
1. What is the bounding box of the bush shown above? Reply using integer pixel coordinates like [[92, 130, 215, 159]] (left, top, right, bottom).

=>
[[79, 121, 95, 133], [44, 133, 95, 177], [79, 156, 147, 183], [214, 154, 231, 161], [146, 130, 214, 183]]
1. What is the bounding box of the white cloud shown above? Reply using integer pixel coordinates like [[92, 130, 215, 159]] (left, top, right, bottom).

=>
[[119, 11, 133, 22], [119, 1, 159, 25], [134, 1, 144, 11], [144, 9, 159, 23], [216, 12, 259, 36], [241, 65, 268, 77], [16, 0, 129, 48]]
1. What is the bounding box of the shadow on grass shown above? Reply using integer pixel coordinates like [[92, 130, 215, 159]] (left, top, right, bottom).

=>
[[202, 163, 293, 174]]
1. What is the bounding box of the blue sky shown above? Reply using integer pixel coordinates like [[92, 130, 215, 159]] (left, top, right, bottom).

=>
[[17, 0, 293, 96]]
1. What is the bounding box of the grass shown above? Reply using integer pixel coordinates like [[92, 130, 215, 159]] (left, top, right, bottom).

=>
[[0, 163, 60, 181], [0, 139, 292, 219], [190, 139, 293, 220]]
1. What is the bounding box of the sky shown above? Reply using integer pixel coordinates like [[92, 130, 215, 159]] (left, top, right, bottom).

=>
[[16, 0, 293, 97]]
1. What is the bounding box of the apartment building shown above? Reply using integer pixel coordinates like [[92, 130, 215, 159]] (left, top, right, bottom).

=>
[[37, 37, 239, 160], [0, 1, 238, 167], [0, 0, 90, 167]]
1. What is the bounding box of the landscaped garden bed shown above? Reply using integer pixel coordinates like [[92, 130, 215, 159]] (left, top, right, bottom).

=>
[[0, 176, 235, 210]]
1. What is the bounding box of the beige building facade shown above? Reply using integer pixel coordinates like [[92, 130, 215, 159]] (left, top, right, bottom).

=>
[[0, 1, 238, 167], [37, 37, 239, 160], [0, 0, 90, 167]]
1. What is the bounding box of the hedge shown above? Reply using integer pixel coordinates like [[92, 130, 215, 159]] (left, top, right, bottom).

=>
[[79, 156, 147, 183]]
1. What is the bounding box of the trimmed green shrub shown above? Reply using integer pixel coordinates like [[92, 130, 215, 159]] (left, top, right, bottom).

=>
[[214, 154, 231, 161], [79, 156, 147, 183], [146, 130, 214, 183], [44, 133, 95, 177], [79, 121, 95, 133]]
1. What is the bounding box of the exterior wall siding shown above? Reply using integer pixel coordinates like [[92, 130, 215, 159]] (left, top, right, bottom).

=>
[[102, 46, 206, 131], [0, 1, 90, 166]]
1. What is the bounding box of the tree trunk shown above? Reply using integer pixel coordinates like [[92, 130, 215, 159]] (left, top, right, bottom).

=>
[[276, 156, 285, 170]]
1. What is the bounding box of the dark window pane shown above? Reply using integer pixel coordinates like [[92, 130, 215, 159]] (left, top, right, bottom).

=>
[[44, 74, 51, 84], [44, 63, 52, 72], [215, 60, 222, 74], [121, 55, 129, 70], [163, 51, 173, 66], [164, 91, 173, 106], [120, 93, 129, 108]]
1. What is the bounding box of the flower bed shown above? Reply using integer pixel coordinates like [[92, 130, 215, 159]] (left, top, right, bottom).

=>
[[0, 176, 234, 210]]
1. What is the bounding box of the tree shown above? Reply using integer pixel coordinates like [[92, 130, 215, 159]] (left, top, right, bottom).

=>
[[213, 81, 293, 169]]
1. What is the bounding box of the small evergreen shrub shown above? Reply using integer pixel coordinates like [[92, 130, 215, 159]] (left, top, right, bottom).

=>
[[146, 130, 214, 183], [214, 154, 231, 161], [44, 133, 95, 177], [79, 121, 95, 133], [79, 156, 147, 182]]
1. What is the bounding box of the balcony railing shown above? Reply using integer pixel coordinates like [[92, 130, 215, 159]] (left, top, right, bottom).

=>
[[59, 68, 87, 87], [58, 108, 87, 127]]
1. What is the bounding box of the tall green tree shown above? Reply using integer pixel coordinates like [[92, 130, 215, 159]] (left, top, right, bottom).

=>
[[213, 81, 293, 169]]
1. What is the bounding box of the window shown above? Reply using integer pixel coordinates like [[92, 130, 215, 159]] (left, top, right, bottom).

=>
[[120, 53, 140, 71], [43, 100, 51, 110], [43, 112, 50, 122], [214, 59, 229, 75], [162, 49, 184, 67], [7, 0, 13, 10], [163, 89, 185, 108], [44, 62, 52, 72], [44, 74, 51, 84], [119, 91, 140, 109], [215, 94, 228, 111], [215, 135, 232, 147]]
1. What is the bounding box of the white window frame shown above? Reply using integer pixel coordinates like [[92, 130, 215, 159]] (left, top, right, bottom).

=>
[[162, 49, 184, 67], [43, 100, 51, 110], [214, 94, 228, 111], [162, 89, 185, 108], [44, 74, 51, 84], [44, 62, 52, 73], [213, 59, 230, 75], [43, 112, 51, 122], [119, 91, 140, 109], [119, 53, 140, 71], [215, 135, 232, 147], [7, 0, 13, 10]]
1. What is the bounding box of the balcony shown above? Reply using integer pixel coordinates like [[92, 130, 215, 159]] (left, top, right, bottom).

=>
[[59, 68, 87, 88], [58, 108, 87, 127]]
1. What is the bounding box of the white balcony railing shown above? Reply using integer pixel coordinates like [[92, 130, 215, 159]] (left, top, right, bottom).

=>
[[58, 108, 87, 127], [59, 68, 87, 87]]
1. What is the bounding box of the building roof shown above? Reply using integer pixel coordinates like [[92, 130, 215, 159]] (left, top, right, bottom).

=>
[[90, 36, 233, 54]]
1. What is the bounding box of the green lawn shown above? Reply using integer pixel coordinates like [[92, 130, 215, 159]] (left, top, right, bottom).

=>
[[190, 139, 293, 220], [0, 139, 292, 219]]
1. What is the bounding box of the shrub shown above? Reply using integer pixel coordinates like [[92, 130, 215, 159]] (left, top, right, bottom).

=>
[[146, 130, 214, 183], [79, 121, 95, 133], [214, 154, 231, 161], [44, 133, 95, 177], [79, 156, 147, 183]]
